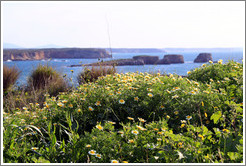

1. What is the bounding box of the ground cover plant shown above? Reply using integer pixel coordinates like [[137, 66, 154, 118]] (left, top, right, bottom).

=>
[[3, 60, 244, 163]]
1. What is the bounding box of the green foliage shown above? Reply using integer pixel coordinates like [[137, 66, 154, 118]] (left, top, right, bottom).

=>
[[77, 65, 116, 84], [28, 64, 68, 96], [3, 61, 243, 163], [3, 65, 21, 92]]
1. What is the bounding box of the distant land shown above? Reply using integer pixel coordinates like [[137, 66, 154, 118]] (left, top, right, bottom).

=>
[[3, 48, 111, 61], [103, 48, 166, 53]]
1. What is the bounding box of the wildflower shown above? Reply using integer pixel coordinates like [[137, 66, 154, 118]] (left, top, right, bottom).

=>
[[203, 91, 209, 94], [186, 115, 192, 120], [174, 111, 179, 115], [147, 88, 152, 92], [116, 91, 121, 95], [138, 118, 146, 123], [189, 91, 196, 95], [160, 105, 165, 109], [43, 116, 47, 120], [35, 103, 39, 106], [53, 123, 57, 126], [96, 125, 103, 130], [181, 124, 185, 128], [23, 107, 28, 110], [187, 71, 191, 74], [157, 138, 162, 141], [127, 117, 134, 121], [209, 60, 213, 64], [118, 131, 124, 134], [128, 139, 134, 143], [70, 70, 74, 73], [68, 104, 73, 108], [172, 95, 179, 99], [85, 144, 91, 148], [80, 98, 86, 101], [119, 99, 125, 104], [161, 127, 166, 132], [57, 102, 64, 107], [77, 109, 81, 113], [218, 59, 223, 64], [222, 129, 230, 133], [224, 77, 230, 81], [88, 106, 94, 111], [153, 128, 159, 131], [198, 134, 204, 140], [134, 97, 139, 101], [96, 153, 102, 159], [166, 90, 171, 94], [107, 121, 116, 125], [31, 147, 38, 151], [111, 160, 119, 163], [122, 161, 128, 163], [204, 112, 207, 118], [62, 100, 68, 103], [88, 150, 96, 155], [95, 101, 101, 106], [178, 142, 183, 148], [131, 130, 139, 135], [157, 131, 164, 135], [148, 93, 154, 97], [202, 64, 206, 67], [166, 115, 170, 119]]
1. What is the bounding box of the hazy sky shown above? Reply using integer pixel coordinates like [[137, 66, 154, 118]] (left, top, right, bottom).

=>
[[2, 1, 245, 48]]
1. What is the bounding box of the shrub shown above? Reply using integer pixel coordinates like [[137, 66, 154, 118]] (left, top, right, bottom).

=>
[[27, 64, 68, 96], [3, 65, 21, 92], [3, 61, 243, 163], [77, 65, 116, 84]]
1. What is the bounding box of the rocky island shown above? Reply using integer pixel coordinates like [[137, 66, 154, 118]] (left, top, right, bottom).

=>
[[70, 54, 185, 67], [3, 48, 112, 61]]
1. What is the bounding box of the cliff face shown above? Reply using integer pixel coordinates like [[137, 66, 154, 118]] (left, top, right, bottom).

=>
[[133, 55, 159, 64], [3, 48, 111, 61], [194, 53, 212, 63]]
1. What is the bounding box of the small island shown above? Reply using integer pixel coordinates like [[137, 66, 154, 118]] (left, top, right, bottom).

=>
[[70, 54, 185, 67]]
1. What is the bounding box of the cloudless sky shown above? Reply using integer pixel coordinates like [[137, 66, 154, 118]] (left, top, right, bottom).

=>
[[2, 1, 245, 48]]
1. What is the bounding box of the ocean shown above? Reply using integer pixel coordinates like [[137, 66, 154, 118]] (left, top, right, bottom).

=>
[[3, 51, 243, 86]]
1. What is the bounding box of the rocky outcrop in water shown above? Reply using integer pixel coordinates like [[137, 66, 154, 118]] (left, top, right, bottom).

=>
[[3, 48, 111, 61], [162, 54, 184, 64], [194, 53, 212, 63], [71, 59, 145, 67], [133, 55, 159, 64]]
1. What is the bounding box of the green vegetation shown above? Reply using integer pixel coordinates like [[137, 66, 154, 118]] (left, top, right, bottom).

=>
[[27, 64, 67, 96], [77, 65, 117, 84], [3, 65, 21, 92], [3, 60, 243, 163]]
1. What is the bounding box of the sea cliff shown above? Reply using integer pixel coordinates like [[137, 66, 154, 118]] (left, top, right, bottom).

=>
[[3, 48, 112, 61]]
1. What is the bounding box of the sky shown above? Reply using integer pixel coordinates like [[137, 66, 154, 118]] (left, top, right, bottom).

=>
[[2, 1, 245, 48]]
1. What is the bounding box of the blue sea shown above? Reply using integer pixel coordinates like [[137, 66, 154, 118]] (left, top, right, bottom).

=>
[[3, 51, 243, 86]]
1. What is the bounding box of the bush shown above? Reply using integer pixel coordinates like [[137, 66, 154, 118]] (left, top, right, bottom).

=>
[[27, 64, 68, 96], [3, 62, 243, 163], [3, 65, 21, 92], [77, 65, 116, 84]]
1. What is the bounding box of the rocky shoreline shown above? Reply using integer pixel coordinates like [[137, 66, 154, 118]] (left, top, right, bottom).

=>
[[3, 48, 112, 61]]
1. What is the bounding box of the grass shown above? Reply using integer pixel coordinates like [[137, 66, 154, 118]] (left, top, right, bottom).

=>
[[77, 65, 117, 84], [3, 65, 21, 92], [3, 60, 244, 163], [27, 64, 68, 96]]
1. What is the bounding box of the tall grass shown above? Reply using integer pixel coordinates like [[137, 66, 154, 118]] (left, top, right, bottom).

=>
[[77, 65, 116, 84], [27, 64, 68, 96], [3, 65, 21, 92]]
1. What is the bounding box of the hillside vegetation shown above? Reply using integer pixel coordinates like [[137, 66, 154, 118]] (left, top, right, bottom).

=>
[[3, 60, 243, 163]]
